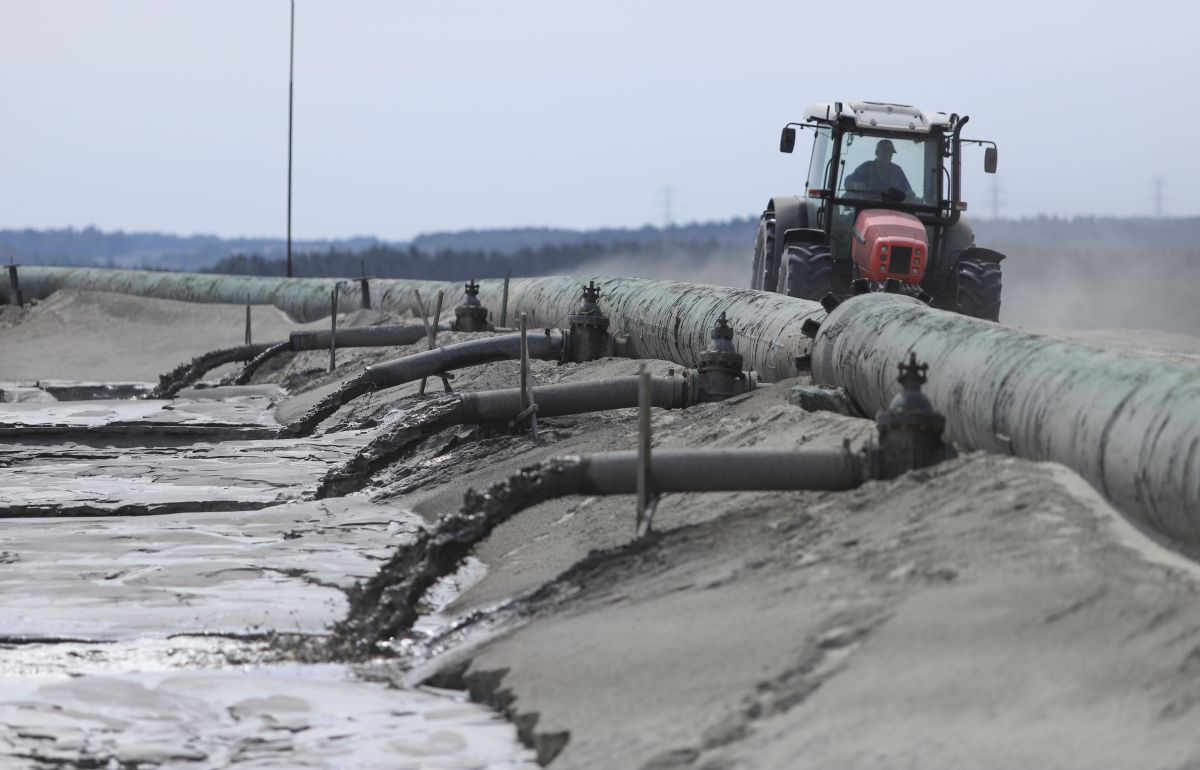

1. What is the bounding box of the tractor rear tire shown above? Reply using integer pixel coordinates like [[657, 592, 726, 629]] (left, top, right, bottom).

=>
[[779, 244, 833, 301], [751, 213, 777, 291], [955, 258, 1002, 321]]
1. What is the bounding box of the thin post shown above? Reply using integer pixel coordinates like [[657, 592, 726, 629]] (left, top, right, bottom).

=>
[[359, 259, 371, 309], [412, 289, 433, 338], [431, 290, 444, 347], [500, 270, 511, 327], [417, 290, 444, 395], [329, 284, 338, 373], [6, 262, 22, 307], [520, 314, 529, 412], [519, 312, 539, 441], [285, 0, 295, 278], [636, 363, 656, 538], [244, 299, 252, 345]]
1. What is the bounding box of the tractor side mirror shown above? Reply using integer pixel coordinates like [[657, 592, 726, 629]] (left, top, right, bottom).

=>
[[780, 127, 796, 154], [984, 146, 998, 174]]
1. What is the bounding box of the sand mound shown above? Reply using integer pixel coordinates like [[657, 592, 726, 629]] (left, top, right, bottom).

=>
[[0, 290, 318, 381]]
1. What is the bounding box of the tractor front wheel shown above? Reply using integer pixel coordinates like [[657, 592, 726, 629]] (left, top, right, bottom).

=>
[[779, 243, 833, 301], [751, 213, 777, 291], [955, 258, 1002, 321]]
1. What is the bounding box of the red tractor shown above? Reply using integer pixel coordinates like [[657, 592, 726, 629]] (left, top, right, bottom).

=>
[[751, 101, 1004, 320]]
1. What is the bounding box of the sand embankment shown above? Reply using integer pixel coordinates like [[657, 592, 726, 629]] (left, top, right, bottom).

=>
[[3, 290, 1200, 769]]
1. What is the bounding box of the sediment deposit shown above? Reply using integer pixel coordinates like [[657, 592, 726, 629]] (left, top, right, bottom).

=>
[[3, 289, 1200, 769]]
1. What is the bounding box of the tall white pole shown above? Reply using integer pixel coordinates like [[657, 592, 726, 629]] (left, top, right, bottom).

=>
[[286, 0, 295, 278]]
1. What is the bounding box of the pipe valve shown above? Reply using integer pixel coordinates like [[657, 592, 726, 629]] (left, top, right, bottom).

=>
[[696, 312, 754, 402], [565, 281, 612, 363], [864, 353, 955, 479], [453, 279, 490, 332]]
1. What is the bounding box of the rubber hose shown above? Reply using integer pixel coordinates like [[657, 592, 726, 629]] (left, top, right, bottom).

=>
[[234, 340, 291, 385], [289, 324, 430, 351], [577, 447, 860, 493], [150, 343, 271, 399], [452, 376, 690, 425], [284, 332, 566, 437]]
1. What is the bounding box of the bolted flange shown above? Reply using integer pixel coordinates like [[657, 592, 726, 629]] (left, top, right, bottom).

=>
[[864, 352, 956, 479], [565, 280, 612, 362], [696, 312, 753, 401], [453, 279, 490, 332]]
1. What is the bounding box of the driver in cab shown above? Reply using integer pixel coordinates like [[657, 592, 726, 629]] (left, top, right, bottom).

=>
[[845, 139, 913, 200]]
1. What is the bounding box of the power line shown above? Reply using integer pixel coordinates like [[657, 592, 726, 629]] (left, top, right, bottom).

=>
[[659, 186, 674, 229], [989, 177, 1003, 221]]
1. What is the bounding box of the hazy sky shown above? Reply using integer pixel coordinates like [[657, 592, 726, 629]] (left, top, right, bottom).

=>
[[2, 1, 1197, 240]]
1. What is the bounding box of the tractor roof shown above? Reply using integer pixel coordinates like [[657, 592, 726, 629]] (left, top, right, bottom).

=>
[[804, 101, 952, 134]]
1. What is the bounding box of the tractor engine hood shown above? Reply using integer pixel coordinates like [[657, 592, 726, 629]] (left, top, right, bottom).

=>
[[851, 209, 929, 285]]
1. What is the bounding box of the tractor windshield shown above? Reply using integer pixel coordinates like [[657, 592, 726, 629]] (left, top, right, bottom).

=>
[[836, 131, 939, 208]]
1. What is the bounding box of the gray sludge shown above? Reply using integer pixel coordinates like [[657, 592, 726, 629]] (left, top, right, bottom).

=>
[[811, 293, 1200, 549]]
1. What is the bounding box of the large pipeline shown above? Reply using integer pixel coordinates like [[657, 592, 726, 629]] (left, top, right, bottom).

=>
[[811, 293, 1200, 549], [0, 266, 451, 323], [3, 268, 825, 380], [501, 276, 823, 382]]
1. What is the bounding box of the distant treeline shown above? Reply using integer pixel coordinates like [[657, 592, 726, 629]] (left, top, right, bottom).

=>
[[0, 226, 381, 271], [409, 217, 757, 254], [4, 216, 1200, 277], [207, 239, 736, 280]]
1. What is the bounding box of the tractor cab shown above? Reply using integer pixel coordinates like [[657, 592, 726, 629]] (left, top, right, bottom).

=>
[[753, 101, 1004, 320]]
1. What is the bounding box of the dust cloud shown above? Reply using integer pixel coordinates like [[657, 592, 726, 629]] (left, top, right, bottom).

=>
[[581, 242, 1200, 335], [999, 245, 1200, 333], [578, 248, 750, 291]]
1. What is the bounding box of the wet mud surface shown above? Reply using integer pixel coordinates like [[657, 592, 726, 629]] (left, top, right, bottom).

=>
[[5, 290, 1200, 768]]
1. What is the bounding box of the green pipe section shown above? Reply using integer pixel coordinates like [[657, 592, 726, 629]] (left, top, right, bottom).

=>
[[2, 268, 826, 380]]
